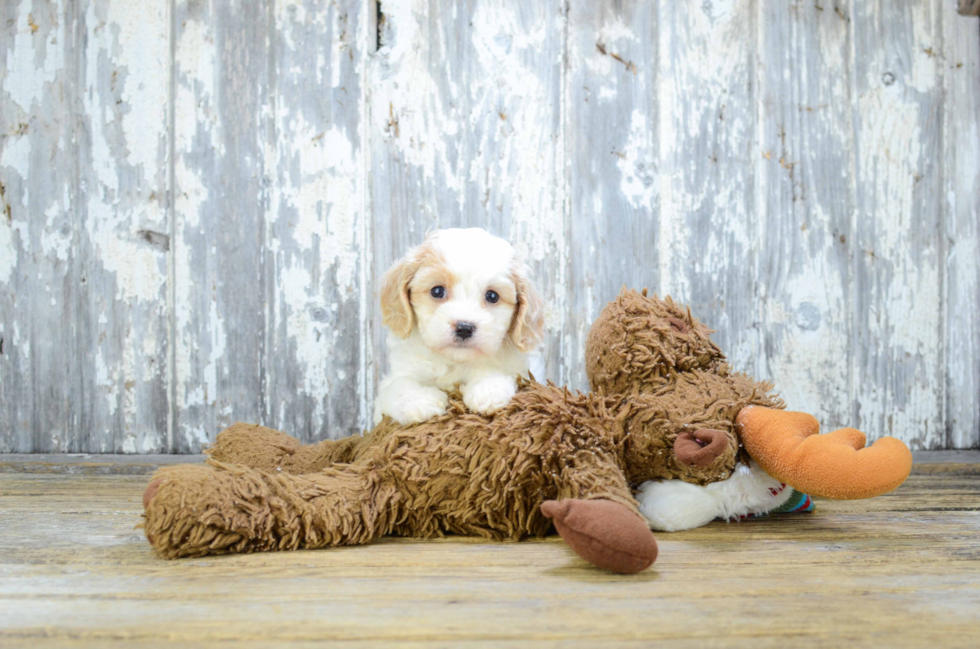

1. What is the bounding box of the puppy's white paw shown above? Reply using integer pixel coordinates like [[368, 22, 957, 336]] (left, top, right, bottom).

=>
[[462, 375, 517, 414], [387, 387, 449, 425], [636, 479, 722, 532]]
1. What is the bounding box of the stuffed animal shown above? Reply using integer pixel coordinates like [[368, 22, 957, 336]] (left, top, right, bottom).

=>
[[584, 290, 911, 531], [142, 289, 913, 573]]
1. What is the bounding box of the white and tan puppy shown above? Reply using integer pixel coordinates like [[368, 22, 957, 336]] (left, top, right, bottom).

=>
[[375, 228, 545, 425]]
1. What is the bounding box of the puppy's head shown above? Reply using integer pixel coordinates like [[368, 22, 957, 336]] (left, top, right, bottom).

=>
[[380, 228, 544, 361]]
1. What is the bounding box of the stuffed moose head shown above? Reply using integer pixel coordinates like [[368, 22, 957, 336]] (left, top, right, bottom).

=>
[[142, 289, 912, 573]]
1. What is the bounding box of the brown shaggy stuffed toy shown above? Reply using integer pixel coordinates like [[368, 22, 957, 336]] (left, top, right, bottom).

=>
[[142, 289, 912, 573]]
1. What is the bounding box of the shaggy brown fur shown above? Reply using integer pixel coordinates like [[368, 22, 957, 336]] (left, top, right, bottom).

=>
[[143, 289, 780, 561], [143, 288, 912, 569], [586, 291, 729, 395]]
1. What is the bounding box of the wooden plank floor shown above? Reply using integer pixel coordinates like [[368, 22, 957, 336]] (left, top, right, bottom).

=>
[[1, 455, 979, 648]]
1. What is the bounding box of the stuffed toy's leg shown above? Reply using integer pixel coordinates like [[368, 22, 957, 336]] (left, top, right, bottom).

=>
[[735, 406, 913, 499], [540, 452, 659, 574], [636, 461, 811, 531], [205, 423, 361, 474], [142, 461, 399, 559], [638, 407, 911, 531]]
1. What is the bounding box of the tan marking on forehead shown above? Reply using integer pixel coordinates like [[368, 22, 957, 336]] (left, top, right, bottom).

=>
[[408, 242, 459, 297], [489, 281, 517, 306]]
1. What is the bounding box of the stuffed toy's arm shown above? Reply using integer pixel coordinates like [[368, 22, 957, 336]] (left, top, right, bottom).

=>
[[206, 423, 361, 474], [142, 461, 399, 559], [735, 406, 913, 499], [540, 449, 659, 574]]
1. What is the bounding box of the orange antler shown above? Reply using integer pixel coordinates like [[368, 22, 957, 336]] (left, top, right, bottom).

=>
[[736, 406, 913, 500]]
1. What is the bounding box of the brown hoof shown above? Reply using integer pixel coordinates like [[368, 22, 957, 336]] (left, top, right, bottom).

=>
[[541, 499, 657, 574], [674, 429, 729, 468], [143, 478, 164, 509]]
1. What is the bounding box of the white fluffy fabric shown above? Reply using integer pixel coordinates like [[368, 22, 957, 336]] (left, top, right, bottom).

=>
[[636, 461, 795, 532]]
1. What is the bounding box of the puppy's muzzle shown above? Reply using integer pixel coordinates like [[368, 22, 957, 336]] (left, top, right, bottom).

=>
[[454, 321, 476, 340]]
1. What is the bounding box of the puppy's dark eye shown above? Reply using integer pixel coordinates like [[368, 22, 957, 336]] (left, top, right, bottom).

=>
[[485, 290, 499, 304], [430, 286, 446, 299]]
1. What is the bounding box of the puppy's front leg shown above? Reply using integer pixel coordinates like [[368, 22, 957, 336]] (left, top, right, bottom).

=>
[[461, 373, 517, 415], [376, 376, 449, 425]]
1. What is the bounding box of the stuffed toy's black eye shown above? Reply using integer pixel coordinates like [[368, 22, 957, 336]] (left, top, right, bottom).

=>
[[430, 286, 446, 299], [485, 290, 499, 304]]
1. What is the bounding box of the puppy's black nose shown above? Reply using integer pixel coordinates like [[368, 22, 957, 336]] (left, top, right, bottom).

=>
[[454, 321, 476, 340]]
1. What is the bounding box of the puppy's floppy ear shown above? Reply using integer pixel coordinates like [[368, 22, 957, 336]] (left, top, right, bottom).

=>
[[509, 262, 545, 352], [380, 251, 419, 339]]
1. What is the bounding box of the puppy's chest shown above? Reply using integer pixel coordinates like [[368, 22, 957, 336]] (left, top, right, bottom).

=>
[[432, 363, 472, 390]]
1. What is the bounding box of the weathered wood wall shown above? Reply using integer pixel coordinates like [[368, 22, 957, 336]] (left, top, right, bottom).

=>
[[1, 0, 978, 453]]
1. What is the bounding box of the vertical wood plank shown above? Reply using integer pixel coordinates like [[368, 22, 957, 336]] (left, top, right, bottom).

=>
[[0, 0, 75, 452], [851, 0, 945, 447], [367, 0, 567, 392], [73, 0, 171, 452], [265, 0, 366, 442], [564, 0, 659, 391], [943, 3, 980, 449], [171, 0, 270, 452], [757, 1, 854, 431], [656, 0, 759, 373], [1, 0, 977, 452]]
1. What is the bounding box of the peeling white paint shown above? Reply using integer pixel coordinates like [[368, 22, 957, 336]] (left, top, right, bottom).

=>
[[3, 2, 62, 112], [372, 2, 450, 188], [279, 264, 333, 402], [38, 204, 69, 261], [943, 1, 980, 448], [848, 0, 947, 447], [0, 135, 32, 182], [3, 0, 978, 452], [0, 219, 16, 285], [280, 123, 359, 292], [95, 350, 115, 417], [203, 293, 226, 409], [617, 110, 656, 211]]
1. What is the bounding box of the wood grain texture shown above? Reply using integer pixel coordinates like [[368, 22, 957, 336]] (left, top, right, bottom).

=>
[[851, 0, 946, 447], [0, 453, 204, 475], [757, 1, 854, 432], [0, 0, 76, 452], [171, 0, 270, 452], [943, 1, 980, 449], [264, 0, 367, 443], [73, 0, 171, 452], [565, 0, 659, 391], [656, 0, 759, 376], [1, 0, 978, 452], [0, 462, 978, 647]]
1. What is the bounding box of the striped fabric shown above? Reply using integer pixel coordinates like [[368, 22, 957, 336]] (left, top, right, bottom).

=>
[[772, 489, 814, 514], [738, 484, 814, 521]]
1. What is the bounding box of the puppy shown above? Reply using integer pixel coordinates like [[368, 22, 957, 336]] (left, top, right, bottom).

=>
[[375, 228, 545, 425]]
